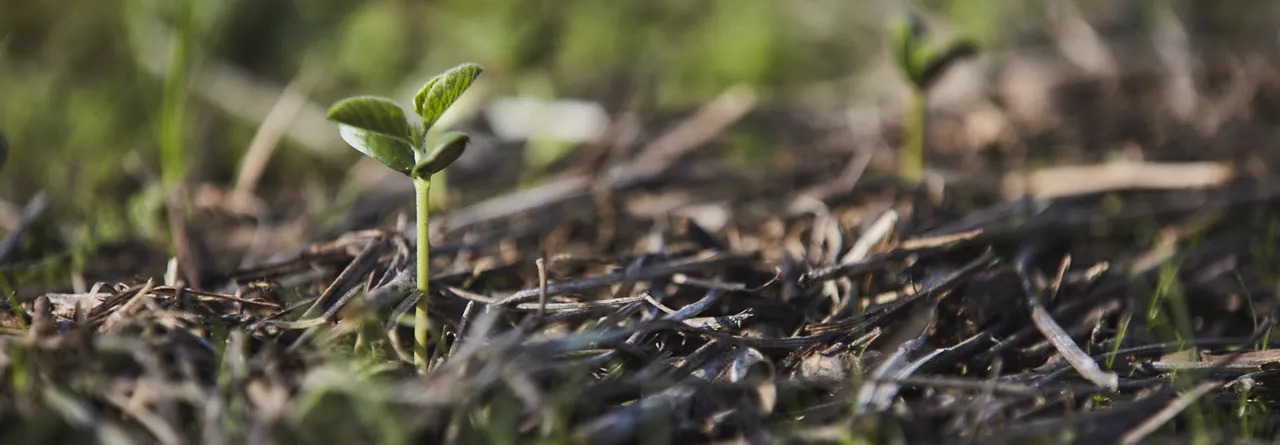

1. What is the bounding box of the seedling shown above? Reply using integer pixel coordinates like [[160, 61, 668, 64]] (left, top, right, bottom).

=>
[[888, 11, 978, 185], [326, 62, 483, 373]]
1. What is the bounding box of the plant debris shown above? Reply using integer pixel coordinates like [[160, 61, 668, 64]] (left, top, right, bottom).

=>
[[6, 46, 1280, 445]]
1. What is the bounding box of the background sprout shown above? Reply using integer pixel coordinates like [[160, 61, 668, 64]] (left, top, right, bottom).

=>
[[888, 11, 978, 186], [326, 62, 483, 373]]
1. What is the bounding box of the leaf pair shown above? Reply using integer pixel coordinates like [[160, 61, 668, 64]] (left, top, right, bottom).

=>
[[326, 62, 484, 178], [889, 12, 978, 91]]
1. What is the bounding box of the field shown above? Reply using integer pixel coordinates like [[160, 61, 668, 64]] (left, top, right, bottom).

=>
[[4, 1, 1280, 444]]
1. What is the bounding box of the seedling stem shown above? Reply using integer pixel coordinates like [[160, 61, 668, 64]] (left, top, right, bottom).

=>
[[413, 175, 431, 370], [902, 87, 927, 185]]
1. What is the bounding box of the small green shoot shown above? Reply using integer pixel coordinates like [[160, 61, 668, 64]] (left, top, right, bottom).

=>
[[887, 11, 978, 185], [1236, 381, 1269, 441], [4, 288, 26, 333], [1233, 271, 1273, 351], [326, 62, 484, 373], [1105, 311, 1131, 370], [158, 0, 195, 189]]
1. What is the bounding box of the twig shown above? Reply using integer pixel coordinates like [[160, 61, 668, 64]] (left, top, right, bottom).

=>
[[874, 375, 1034, 396], [855, 328, 932, 413], [681, 309, 753, 331], [800, 229, 983, 286], [661, 289, 722, 322], [495, 251, 753, 305], [575, 341, 741, 443], [534, 253, 549, 323], [1016, 246, 1118, 391], [298, 236, 385, 319], [233, 63, 325, 197], [805, 249, 997, 334], [1004, 161, 1234, 200], [1118, 381, 1218, 445], [841, 209, 898, 264]]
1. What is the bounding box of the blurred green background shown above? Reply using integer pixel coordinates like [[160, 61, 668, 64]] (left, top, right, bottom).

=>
[[0, 0, 1276, 278]]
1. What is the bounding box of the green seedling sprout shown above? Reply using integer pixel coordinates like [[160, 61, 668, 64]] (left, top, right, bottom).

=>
[[326, 62, 483, 373], [888, 12, 978, 185]]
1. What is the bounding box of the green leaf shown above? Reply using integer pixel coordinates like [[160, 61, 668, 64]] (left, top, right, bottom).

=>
[[413, 62, 484, 130], [327, 96, 416, 175], [887, 12, 978, 91], [412, 131, 470, 178], [888, 13, 927, 86], [917, 37, 978, 91], [327, 96, 414, 142], [337, 125, 416, 175], [412, 77, 441, 118]]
